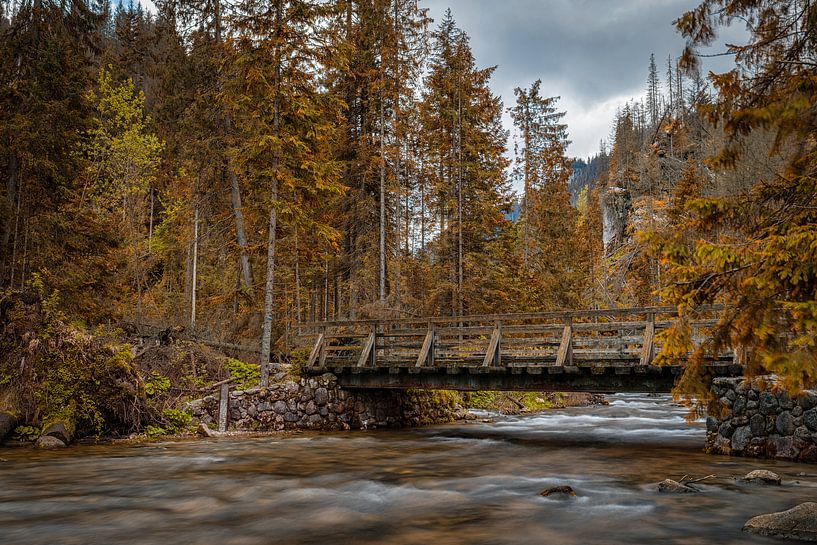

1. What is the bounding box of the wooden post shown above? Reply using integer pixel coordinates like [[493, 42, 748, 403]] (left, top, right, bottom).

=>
[[218, 382, 229, 433], [318, 326, 327, 367], [416, 323, 435, 367], [306, 332, 325, 367], [482, 322, 501, 367], [556, 321, 573, 367], [640, 313, 655, 366], [357, 331, 376, 367]]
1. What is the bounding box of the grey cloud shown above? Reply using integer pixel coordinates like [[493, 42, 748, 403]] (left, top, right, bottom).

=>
[[423, 0, 742, 157]]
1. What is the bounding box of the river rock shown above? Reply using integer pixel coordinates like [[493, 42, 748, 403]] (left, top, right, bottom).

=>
[[718, 421, 735, 438], [540, 485, 576, 498], [743, 502, 817, 542], [314, 387, 329, 406], [197, 422, 217, 437], [800, 445, 817, 464], [35, 435, 67, 449], [799, 392, 817, 411], [742, 469, 781, 485], [776, 412, 796, 436], [658, 479, 698, 493], [750, 413, 767, 436], [732, 396, 747, 416], [41, 421, 73, 445], [759, 392, 779, 415], [772, 435, 799, 460], [0, 411, 17, 443], [804, 408, 817, 431], [731, 425, 753, 452]]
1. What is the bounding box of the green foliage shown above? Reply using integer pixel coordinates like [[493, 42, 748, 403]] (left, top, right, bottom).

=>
[[13, 425, 40, 441], [224, 358, 260, 389], [288, 347, 312, 380], [144, 425, 165, 438], [82, 67, 164, 208], [161, 408, 192, 434], [144, 372, 171, 397]]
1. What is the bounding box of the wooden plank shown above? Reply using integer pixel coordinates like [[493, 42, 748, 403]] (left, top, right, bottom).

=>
[[639, 318, 655, 366], [306, 333, 325, 367], [416, 329, 435, 367], [555, 324, 573, 366], [482, 326, 501, 367], [356, 332, 376, 368]]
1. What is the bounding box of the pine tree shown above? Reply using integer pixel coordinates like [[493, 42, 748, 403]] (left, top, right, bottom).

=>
[[646, 53, 660, 126], [652, 0, 817, 395], [420, 10, 511, 316], [224, 0, 344, 383]]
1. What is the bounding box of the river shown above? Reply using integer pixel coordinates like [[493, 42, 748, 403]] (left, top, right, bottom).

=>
[[2, 394, 816, 545]]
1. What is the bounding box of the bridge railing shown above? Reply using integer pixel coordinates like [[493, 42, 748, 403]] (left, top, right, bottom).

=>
[[296, 305, 729, 371]]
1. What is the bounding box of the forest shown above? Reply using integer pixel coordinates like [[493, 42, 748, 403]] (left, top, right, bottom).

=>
[[1, 0, 815, 401]]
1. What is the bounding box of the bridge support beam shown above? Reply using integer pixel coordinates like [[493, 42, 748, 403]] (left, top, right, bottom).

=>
[[334, 366, 679, 393]]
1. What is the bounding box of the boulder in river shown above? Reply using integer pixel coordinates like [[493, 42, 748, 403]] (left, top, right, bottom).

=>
[[197, 422, 217, 438], [539, 485, 576, 498], [743, 502, 817, 542], [41, 420, 73, 445], [742, 469, 781, 485], [0, 411, 17, 443], [657, 479, 699, 493], [35, 435, 67, 449]]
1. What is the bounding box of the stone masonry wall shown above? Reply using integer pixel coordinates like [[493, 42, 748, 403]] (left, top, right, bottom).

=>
[[187, 373, 467, 432], [706, 377, 817, 463]]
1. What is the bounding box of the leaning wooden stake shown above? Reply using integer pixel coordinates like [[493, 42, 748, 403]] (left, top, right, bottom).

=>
[[555, 323, 573, 366], [482, 324, 501, 367], [416, 327, 435, 367], [640, 314, 655, 366], [306, 332, 325, 367], [357, 331, 376, 367]]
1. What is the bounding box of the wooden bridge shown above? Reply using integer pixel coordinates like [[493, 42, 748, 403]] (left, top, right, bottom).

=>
[[298, 306, 743, 393]]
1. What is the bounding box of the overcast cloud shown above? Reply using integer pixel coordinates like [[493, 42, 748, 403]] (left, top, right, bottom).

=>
[[424, 0, 741, 159]]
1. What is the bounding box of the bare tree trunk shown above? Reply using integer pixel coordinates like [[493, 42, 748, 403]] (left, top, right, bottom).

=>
[[294, 229, 302, 323], [259, 0, 284, 386], [522, 106, 530, 270], [8, 181, 21, 287], [229, 167, 254, 291], [259, 180, 278, 385], [191, 207, 199, 330], [148, 188, 154, 252], [457, 89, 464, 318], [323, 258, 329, 321], [379, 89, 387, 304]]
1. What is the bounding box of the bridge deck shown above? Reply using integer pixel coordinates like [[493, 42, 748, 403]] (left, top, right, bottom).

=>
[[298, 306, 742, 392]]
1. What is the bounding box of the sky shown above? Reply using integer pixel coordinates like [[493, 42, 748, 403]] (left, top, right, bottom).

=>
[[423, 0, 743, 159]]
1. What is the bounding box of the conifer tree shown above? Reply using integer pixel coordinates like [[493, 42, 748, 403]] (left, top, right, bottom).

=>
[[509, 81, 576, 309]]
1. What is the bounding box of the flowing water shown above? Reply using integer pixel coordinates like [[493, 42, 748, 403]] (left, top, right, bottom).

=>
[[2, 394, 816, 545]]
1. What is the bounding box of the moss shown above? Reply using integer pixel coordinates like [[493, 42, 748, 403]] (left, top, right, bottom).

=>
[[463, 391, 555, 414]]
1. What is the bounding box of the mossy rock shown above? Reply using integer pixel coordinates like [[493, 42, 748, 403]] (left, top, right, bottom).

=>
[[0, 411, 18, 442]]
